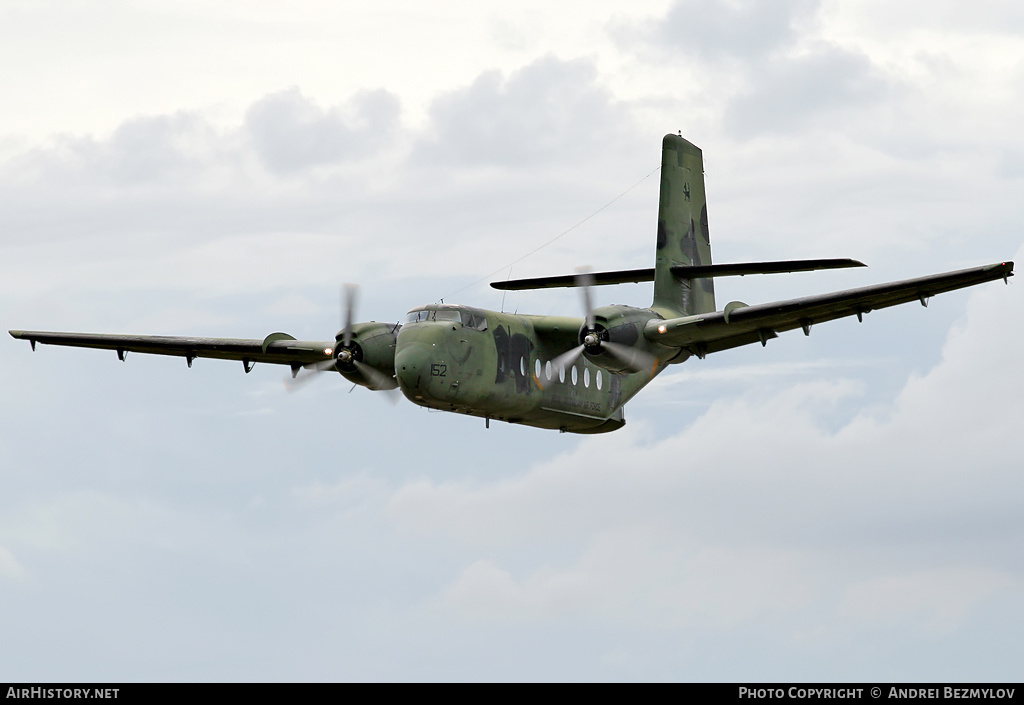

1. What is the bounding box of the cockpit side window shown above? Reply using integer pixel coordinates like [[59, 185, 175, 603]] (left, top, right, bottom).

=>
[[460, 310, 488, 331]]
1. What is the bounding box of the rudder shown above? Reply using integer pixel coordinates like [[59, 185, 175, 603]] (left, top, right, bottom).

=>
[[652, 135, 715, 316]]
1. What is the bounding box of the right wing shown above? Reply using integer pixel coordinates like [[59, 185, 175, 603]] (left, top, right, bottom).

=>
[[643, 262, 1014, 357], [8, 330, 336, 374]]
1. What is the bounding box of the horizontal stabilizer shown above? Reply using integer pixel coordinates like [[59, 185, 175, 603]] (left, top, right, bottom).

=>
[[493, 268, 653, 291], [671, 258, 865, 278], [491, 258, 865, 290]]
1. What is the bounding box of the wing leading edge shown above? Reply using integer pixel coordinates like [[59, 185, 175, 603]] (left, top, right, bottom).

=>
[[8, 330, 335, 373], [644, 262, 1014, 357]]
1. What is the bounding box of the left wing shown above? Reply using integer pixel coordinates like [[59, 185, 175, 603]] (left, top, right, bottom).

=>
[[8, 330, 336, 374], [644, 262, 1014, 357]]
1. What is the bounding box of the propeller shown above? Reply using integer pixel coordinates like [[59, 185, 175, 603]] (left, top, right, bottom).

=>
[[551, 268, 659, 376], [341, 283, 356, 348], [285, 359, 339, 391], [285, 284, 399, 395]]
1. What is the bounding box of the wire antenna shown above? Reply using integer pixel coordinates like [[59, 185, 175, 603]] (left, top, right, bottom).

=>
[[436, 165, 661, 303]]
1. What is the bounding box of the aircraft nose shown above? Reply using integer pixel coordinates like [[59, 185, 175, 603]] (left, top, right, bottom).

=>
[[395, 343, 432, 395]]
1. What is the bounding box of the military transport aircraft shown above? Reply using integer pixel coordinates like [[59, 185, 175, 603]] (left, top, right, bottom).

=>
[[10, 135, 1014, 434]]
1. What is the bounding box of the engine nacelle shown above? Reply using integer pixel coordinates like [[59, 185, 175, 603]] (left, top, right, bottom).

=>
[[580, 305, 659, 374], [334, 321, 400, 389]]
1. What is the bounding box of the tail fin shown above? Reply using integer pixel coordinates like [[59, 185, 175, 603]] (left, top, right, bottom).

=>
[[653, 135, 715, 316]]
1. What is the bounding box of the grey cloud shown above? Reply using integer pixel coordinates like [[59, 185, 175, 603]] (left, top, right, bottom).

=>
[[724, 46, 893, 138], [101, 113, 219, 185], [414, 56, 634, 167], [622, 0, 819, 64], [0, 90, 409, 254], [9, 112, 224, 190], [245, 88, 400, 174], [613, 0, 895, 140]]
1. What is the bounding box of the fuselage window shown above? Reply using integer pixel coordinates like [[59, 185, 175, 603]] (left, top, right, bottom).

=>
[[535, 359, 541, 378], [519, 357, 525, 376], [583, 367, 590, 388], [571, 366, 578, 386], [596, 369, 603, 390], [558, 365, 565, 383]]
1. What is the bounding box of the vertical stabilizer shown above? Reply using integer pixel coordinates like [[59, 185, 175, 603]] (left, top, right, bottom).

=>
[[653, 135, 715, 316]]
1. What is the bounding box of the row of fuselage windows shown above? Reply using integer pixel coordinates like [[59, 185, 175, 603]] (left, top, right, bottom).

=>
[[520, 356, 603, 390]]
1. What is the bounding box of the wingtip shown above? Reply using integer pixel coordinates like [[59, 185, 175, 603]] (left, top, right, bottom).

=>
[[1000, 261, 1014, 282]]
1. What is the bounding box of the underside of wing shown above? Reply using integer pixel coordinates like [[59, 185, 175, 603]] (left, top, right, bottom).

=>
[[8, 330, 336, 372], [643, 262, 1014, 357]]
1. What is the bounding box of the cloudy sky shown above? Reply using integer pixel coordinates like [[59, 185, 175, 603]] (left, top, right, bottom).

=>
[[2, 0, 1022, 682]]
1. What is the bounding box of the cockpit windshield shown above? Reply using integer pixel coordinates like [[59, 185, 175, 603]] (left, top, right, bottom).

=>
[[433, 310, 462, 323], [407, 309, 459, 324], [405, 307, 488, 330]]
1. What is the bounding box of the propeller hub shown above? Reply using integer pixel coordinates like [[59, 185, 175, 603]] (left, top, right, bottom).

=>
[[581, 323, 609, 352], [335, 343, 363, 372]]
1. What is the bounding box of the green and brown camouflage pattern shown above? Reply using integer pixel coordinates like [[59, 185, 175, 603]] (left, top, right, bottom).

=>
[[9, 136, 1015, 434]]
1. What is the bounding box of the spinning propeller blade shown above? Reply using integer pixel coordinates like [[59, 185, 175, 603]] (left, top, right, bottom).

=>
[[554, 267, 658, 375], [285, 284, 398, 394]]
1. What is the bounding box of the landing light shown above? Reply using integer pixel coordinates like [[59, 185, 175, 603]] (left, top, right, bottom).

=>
[[658, 325, 667, 334], [324, 348, 334, 355]]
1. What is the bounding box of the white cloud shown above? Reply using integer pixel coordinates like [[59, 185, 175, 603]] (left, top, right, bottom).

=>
[[442, 534, 817, 630], [442, 559, 588, 621], [838, 569, 1018, 634]]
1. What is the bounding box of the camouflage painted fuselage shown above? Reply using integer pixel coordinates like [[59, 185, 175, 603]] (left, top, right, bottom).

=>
[[394, 305, 664, 433]]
